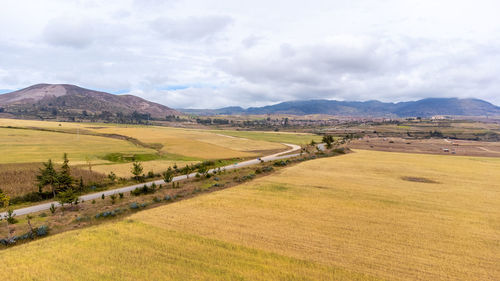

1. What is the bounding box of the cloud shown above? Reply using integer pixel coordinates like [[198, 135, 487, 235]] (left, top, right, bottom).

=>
[[43, 18, 97, 48], [1, 0, 500, 108], [151, 15, 233, 42]]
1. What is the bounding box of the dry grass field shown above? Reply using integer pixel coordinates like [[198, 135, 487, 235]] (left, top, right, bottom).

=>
[[0, 127, 154, 164], [86, 126, 284, 159], [0, 118, 293, 160], [0, 163, 106, 197], [208, 130, 322, 145], [1, 150, 498, 280], [92, 160, 200, 178]]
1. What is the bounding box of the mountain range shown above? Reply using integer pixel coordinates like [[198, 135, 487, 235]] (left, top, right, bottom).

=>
[[180, 98, 500, 117], [1, 84, 499, 118], [0, 84, 179, 118]]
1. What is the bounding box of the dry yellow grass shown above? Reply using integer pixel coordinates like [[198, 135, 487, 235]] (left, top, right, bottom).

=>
[[92, 160, 200, 178], [0, 127, 154, 164], [87, 126, 284, 159], [0, 118, 287, 160], [133, 150, 500, 280], [2, 150, 498, 280]]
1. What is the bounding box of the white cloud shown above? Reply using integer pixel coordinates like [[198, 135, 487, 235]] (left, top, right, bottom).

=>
[[0, 0, 500, 108]]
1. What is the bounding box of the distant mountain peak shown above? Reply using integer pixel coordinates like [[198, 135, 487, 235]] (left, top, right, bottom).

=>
[[0, 83, 180, 118]]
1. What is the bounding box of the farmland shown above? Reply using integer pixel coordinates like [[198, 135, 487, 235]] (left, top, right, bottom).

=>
[[92, 160, 200, 178], [0, 118, 310, 161], [0, 127, 154, 164], [1, 150, 498, 280]]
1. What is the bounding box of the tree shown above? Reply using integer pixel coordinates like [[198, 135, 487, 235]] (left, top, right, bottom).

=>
[[322, 135, 334, 149], [1, 193, 13, 241], [162, 167, 174, 183], [58, 153, 74, 191], [131, 161, 143, 181], [57, 189, 77, 209], [36, 159, 59, 197], [108, 172, 117, 182], [182, 165, 193, 179], [0, 188, 9, 208], [78, 176, 84, 192]]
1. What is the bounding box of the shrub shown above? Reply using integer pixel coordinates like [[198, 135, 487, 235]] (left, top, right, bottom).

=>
[[262, 166, 274, 172], [101, 194, 105, 200], [147, 171, 155, 178], [118, 192, 124, 199], [36, 225, 49, 237], [95, 211, 116, 219], [39, 212, 47, 218], [140, 203, 148, 208], [129, 202, 139, 209], [110, 194, 117, 204], [49, 203, 56, 214], [131, 184, 156, 196], [91, 199, 96, 204], [6, 210, 17, 224], [152, 196, 161, 203], [164, 195, 171, 201], [273, 160, 288, 167]]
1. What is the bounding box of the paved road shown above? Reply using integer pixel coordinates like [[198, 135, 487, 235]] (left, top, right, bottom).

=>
[[1, 143, 302, 218]]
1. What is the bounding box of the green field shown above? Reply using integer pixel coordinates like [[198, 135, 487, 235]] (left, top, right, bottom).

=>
[[1, 150, 498, 280]]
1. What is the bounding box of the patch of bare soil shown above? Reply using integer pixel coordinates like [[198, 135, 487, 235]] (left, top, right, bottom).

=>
[[401, 176, 439, 184], [349, 137, 500, 157]]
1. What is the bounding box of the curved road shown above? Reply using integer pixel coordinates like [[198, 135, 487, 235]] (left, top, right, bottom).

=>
[[1, 143, 301, 218]]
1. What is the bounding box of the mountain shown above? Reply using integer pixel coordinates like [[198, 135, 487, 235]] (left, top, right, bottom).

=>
[[0, 84, 180, 118], [179, 98, 500, 117]]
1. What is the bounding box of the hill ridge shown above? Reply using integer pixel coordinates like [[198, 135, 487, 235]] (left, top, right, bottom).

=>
[[0, 83, 180, 119], [179, 97, 500, 117]]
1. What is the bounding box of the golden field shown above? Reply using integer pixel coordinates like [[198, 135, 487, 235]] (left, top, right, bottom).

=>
[[0, 118, 298, 160], [92, 160, 200, 178], [1, 150, 498, 280], [0, 127, 154, 164], [86, 126, 285, 159]]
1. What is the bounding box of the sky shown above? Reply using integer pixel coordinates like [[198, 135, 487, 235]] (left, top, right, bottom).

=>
[[1, 0, 500, 109]]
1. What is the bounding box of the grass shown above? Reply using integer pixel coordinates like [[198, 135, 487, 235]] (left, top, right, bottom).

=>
[[0, 118, 290, 160], [0, 221, 371, 281], [86, 126, 285, 159], [0, 163, 106, 197], [209, 129, 322, 145], [0, 127, 154, 164], [92, 160, 200, 178], [2, 150, 499, 280]]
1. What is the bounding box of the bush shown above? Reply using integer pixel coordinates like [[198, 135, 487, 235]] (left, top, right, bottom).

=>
[[36, 225, 49, 237], [273, 160, 289, 167], [6, 210, 17, 224], [164, 195, 172, 201], [152, 196, 161, 203], [39, 212, 47, 218], [49, 203, 56, 214], [95, 211, 116, 219], [130, 184, 156, 196], [262, 166, 274, 172], [91, 199, 96, 204], [118, 192, 124, 199], [129, 202, 139, 209]]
